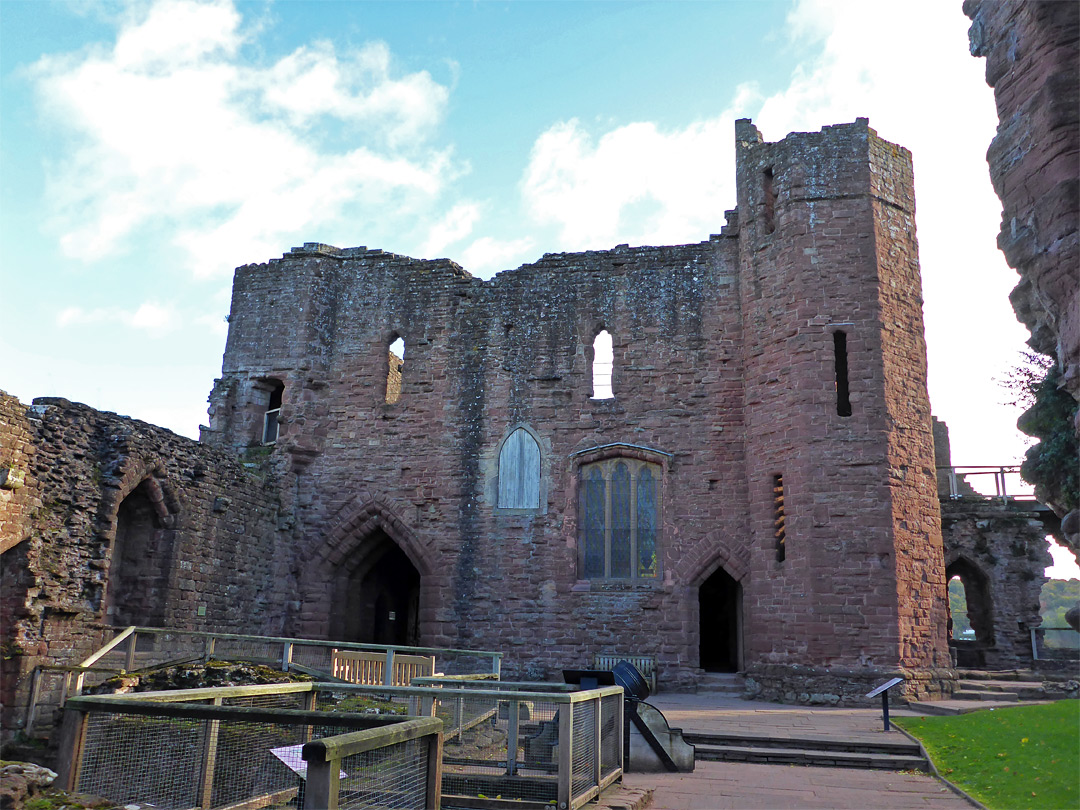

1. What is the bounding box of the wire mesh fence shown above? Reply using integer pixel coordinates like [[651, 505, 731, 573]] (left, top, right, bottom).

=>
[[335, 737, 432, 810], [60, 681, 622, 810]]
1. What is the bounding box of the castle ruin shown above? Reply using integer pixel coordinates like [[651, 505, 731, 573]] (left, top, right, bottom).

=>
[[2, 118, 959, 741]]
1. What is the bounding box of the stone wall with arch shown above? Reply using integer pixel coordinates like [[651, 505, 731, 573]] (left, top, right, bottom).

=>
[[0, 393, 288, 741]]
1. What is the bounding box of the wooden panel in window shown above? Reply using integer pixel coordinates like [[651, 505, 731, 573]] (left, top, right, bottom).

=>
[[498, 428, 541, 509]]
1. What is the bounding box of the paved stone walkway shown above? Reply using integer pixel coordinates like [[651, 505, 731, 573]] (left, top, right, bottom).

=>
[[605, 693, 977, 810], [621, 761, 971, 809]]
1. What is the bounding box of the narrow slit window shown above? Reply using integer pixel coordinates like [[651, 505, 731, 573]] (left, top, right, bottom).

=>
[[833, 331, 852, 417], [386, 337, 405, 404], [773, 474, 786, 563], [591, 330, 614, 399], [263, 381, 284, 445], [763, 167, 776, 234]]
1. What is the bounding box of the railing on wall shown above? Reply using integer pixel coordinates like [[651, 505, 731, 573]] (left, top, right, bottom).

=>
[[24, 627, 502, 736], [56, 679, 622, 810], [939, 465, 1036, 504]]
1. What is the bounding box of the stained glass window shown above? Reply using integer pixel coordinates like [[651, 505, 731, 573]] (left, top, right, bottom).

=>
[[578, 458, 661, 580], [584, 467, 606, 578]]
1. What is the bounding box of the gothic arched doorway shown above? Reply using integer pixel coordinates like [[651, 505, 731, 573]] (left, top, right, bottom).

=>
[[332, 529, 421, 646], [699, 567, 742, 672]]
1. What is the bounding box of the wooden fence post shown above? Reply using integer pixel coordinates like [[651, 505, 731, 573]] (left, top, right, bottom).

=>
[[426, 728, 443, 809], [24, 668, 42, 733], [592, 695, 602, 790], [384, 649, 396, 686], [281, 642, 294, 672], [506, 699, 520, 776], [303, 755, 338, 810], [54, 708, 89, 791], [558, 702, 573, 810], [198, 696, 223, 808], [125, 631, 138, 672]]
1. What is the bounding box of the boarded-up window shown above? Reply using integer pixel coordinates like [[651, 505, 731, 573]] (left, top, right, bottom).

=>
[[498, 428, 541, 509], [579, 458, 661, 579]]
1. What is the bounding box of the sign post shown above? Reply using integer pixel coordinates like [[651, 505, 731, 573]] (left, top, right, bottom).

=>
[[865, 677, 904, 731]]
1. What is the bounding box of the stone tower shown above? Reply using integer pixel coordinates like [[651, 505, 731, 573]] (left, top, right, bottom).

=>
[[734, 119, 951, 697]]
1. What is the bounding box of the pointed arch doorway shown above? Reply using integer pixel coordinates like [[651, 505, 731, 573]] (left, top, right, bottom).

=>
[[699, 567, 742, 672], [332, 528, 421, 646]]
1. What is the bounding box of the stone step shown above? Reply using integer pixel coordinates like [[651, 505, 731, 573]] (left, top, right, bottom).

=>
[[953, 689, 1019, 701], [693, 743, 926, 771], [957, 679, 1042, 691], [696, 673, 745, 695], [906, 699, 1028, 716], [683, 731, 921, 757]]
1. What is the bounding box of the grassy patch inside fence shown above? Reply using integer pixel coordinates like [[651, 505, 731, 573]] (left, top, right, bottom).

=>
[[894, 701, 1079, 810]]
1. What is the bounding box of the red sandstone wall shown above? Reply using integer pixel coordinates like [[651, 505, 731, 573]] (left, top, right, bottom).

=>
[[0, 393, 288, 739], [734, 119, 950, 699], [205, 120, 949, 700], [868, 135, 951, 676], [0, 392, 41, 556], [210, 240, 748, 687], [964, 0, 1079, 396]]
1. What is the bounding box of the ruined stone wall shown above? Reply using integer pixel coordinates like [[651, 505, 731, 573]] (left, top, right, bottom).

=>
[[208, 119, 950, 700], [0, 392, 42, 555], [208, 238, 746, 687], [934, 417, 1052, 669], [0, 393, 287, 740], [941, 501, 1051, 669]]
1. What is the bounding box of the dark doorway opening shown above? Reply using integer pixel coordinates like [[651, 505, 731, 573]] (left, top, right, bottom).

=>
[[699, 567, 741, 672], [336, 530, 421, 646]]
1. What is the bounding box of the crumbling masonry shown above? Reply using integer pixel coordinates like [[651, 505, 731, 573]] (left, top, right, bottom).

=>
[[2, 119, 957, 741]]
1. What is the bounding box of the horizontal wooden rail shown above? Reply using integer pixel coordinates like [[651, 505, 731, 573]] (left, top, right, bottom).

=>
[[304, 716, 443, 760]]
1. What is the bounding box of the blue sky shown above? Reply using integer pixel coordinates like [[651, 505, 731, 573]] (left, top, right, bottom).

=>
[[1, 1, 1074, 575]]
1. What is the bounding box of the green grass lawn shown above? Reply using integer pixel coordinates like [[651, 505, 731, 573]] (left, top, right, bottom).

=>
[[894, 700, 1079, 810]]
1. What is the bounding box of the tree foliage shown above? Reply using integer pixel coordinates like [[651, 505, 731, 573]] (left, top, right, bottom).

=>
[[1006, 353, 1079, 514]]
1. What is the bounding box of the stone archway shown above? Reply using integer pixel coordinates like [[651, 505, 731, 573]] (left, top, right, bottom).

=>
[[302, 496, 431, 643], [946, 556, 995, 667], [334, 529, 421, 645]]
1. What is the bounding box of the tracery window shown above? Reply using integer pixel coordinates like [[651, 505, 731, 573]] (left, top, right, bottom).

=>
[[580, 458, 660, 579]]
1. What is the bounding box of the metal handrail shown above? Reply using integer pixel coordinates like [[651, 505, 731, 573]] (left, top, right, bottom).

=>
[[937, 465, 1037, 503]]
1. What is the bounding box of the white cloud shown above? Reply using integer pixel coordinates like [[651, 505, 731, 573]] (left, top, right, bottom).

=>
[[57, 301, 179, 336], [458, 236, 536, 275], [29, 0, 456, 277], [521, 117, 735, 251], [420, 201, 482, 258], [259, 40, 449, 146]]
